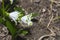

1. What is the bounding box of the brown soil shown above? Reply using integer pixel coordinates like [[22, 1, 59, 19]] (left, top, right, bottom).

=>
[[0, 0, 60, 40], [16, 0, 60, 40]]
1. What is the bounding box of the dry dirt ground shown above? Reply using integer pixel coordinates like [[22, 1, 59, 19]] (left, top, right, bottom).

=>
[[0, 0, 60, 40], [16, 0, 60, 40]]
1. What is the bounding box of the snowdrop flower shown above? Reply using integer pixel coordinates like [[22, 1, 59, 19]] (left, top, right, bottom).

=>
[[9, 11, 33, 26], [9, 11, 20, 24], [21, 13, 33, 26]]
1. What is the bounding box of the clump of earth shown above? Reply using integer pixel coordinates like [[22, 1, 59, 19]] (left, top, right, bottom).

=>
[[0, 24, 12, 40]]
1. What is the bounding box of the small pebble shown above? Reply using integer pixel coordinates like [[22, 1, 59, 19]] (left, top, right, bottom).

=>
[[42, 8, 46, 12], [52, 9, 57, 12]]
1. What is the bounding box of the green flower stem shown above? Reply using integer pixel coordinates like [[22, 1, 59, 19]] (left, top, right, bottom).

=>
[[5, 12, 9, 17], [2, 0, 9, 17]]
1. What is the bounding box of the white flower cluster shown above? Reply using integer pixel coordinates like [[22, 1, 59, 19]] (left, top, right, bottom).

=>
[[9, 11, 33, 26]]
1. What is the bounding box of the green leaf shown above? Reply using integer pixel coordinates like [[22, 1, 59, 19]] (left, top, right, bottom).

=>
[[19, 30, 28, 36], [6, 21, 17, 36], [17, 13, 24, 21], [20, 30, 28, 36], [17, 29, 28, 36], [0, 17, 3, 23], [0, 8, 3, 16], [14, 7, 25, 14], [14, 7, 22, 11]]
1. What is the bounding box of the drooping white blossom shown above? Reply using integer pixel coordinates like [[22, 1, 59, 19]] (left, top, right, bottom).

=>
[[9, 11, 20, 24], [9, 11, 33, 26], [21, 13, 33, 26]]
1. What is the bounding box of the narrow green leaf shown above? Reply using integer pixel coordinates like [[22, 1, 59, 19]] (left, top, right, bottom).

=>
[[20, 30, 28, 36], [6, 21, 17, 36], [14, 7, 25, 14], [17, 29, 28, 36], [0, 17, 3, 23], [14, 7, 22, 11]]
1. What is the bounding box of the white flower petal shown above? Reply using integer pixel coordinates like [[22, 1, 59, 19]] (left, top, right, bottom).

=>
[[21, 15, 28, 23], [21, 13, 33, 26], [9, 11, 19, 23]]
